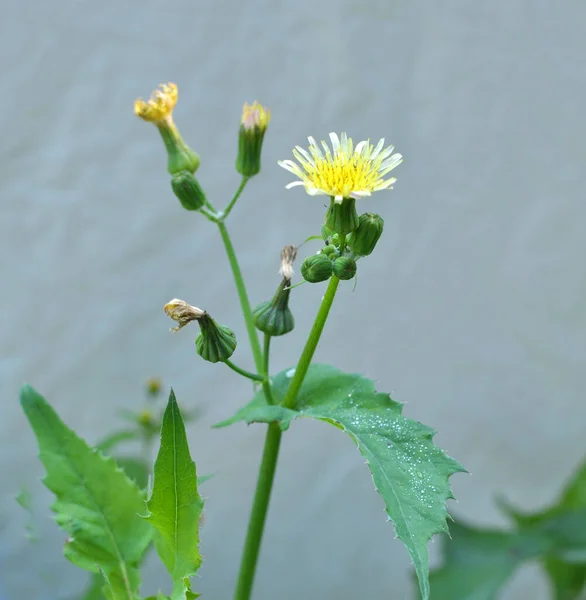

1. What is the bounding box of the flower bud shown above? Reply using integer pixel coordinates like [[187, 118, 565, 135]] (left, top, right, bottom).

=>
[[301, 254, 333, 283], [321, 244, 337, 257], [134, 83, 200, 175], [347, 213, 384, 256], [325, 197, 359, 235], [171, 171, 207, 211], [195, 313, 237, 363], [333, 256, 357, 280], [253, 245, 296, 336], [236, 101, 270, 177]]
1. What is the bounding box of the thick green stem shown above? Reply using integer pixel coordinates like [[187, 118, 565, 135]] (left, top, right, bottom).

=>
[[281, 275, 341, 409], [216, 221, 264, 374], [234, 276, 341, 600], [234, 423, 282, 600], [223, 360, 265, 383]]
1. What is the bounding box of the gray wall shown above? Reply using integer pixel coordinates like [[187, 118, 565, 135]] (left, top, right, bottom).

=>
[[2, 1, 585, 599]]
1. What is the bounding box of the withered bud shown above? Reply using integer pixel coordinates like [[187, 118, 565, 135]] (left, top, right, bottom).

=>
[[279, 245, 298, 281], [164, 298, 206, 332]]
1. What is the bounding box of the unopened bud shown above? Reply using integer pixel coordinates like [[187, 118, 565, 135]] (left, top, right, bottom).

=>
[[321, 244, 337, 257], [196, 314, 237, 363], [333, 256, 357, 280], [171, 171, 207, 211], [301, 254, 333, 283], [236, 101, 270, 177], [325, 197, 359, 235], [347, 213, 384, 256]]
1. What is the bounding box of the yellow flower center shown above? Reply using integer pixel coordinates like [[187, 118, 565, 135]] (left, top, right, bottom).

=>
[[134, 82, 178, 123], [307, 152, 386, 198]]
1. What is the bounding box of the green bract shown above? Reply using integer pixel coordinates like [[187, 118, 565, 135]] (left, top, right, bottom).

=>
[[171, 171, 207, 211]]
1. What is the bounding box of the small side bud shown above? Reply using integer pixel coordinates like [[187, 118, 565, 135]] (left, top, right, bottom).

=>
[[171, 171, 207, 211], [325, 197, 359, 235], [134, 83, 200, 175], [196, 314, 237, 363], [347, 213, 384, 256], [301, 254, 333, 283], [333, 256, 357, 280], [254, 245, 297, 336], [321, 244, 337, 257], [236, 101, 271, 177]]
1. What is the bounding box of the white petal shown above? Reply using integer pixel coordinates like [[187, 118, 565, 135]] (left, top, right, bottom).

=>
[[350, 190, 371, 198], [285, 180, 306, 189], [379, 153, 403, 171], [278, 160, 306, 178], [334, 194, 344, 203], [377, 145, 396, 161], [370, 138, 385, 159], [307, 187, 327, 196], [294, 146, 315, 166], [355, 140, 368, 156], [329, 132, 341, 154], [321, 140, 332, 160], [307, 136, 323, 159]]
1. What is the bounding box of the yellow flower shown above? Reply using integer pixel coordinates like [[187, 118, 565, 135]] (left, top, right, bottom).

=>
[[241, 101, 271, 131], [278, 132, 402, 203], [134, 82, 178, 123]]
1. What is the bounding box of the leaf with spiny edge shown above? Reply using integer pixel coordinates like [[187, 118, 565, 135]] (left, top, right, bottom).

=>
[[20, 385, 152, 600], [146, 389, 204, 600], [214, 364, 464, 600]]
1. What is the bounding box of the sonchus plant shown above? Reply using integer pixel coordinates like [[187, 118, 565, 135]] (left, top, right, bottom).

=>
[[20, 82, 464, 600]]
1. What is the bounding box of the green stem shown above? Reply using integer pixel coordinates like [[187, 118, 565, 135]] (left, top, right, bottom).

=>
[[223, 360, 265, 383], [216, 221, 264, 374], [234, 422, 282, 600], [263, 334, 275, 405], [281, 276, 341, 409], [234, 276, 341, 600], [221, 176, 250, 221]]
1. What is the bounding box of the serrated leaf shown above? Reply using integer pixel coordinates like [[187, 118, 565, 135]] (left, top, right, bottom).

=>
[[215, 364, 464, 600], [500, 458, 586, 599], [146, 390, 203, 600], [20, 385, 152, 600], [114, 457, 150, 490], [429, 520, 551, 600]]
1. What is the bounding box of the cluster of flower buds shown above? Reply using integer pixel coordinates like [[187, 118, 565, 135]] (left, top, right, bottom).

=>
[[135, 83, 270, 214], [164, 299, 237, 363], [300, 213, 384, 284], [253, 245, 297, 336]]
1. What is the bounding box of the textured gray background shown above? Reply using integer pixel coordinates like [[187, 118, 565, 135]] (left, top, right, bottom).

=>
[[2, 1, 585, 599]]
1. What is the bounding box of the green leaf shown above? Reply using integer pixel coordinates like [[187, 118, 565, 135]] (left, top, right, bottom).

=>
[[76, 573, 106, 600], [114, 457, 150, 490], [215, 364, 464, 600], [96, 430, 140, 453], [500, 458, 586, 599], [20, 385, 152, 600], [146, 389, 203, 600], [429, 520, 551, 600]]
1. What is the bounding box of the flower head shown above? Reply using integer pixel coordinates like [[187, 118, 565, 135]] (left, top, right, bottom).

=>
[[241, 101, 271, 132], [134, 82, 178, 124], [278, 132, 402, 203]]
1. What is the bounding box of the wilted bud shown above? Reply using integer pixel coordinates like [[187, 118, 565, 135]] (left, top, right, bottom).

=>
[[347, 213, 384, 256], [196, 313, 237, 363], [164, 298, 237, 363], [171, 171, 207, 211], [254, 245, 297, 336], [325, 197, 359, 235], [236, 101, 270, 177], [134, 83, 200, 175], [301, 254, 333, 283], [164, 299, 205, 332], [333, 256, 357, 280]]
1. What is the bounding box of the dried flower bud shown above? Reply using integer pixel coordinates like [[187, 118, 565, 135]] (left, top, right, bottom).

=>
[[279, 245, 297, 280], [164, 299, 205, 332], [171, 171, 207, 211], [333, 256, 357, 280], [301, 254, 333, 283], [347, 213, 384, 256], [236, 101, 271, 177]]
